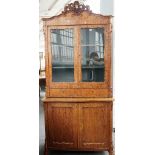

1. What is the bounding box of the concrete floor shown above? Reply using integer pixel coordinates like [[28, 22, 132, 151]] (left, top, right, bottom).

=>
[[39, 90, 110, 155]]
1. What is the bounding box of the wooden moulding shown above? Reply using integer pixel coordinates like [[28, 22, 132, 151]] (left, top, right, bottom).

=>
[[43, 97, 114, 103], [46, 147, 109, 152], [43, 12, 111, 26], [48, 88, 112, 98]]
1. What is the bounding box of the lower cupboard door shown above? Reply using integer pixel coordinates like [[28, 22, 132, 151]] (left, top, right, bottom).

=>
[[79, 103, 112, 149], [47, 103, 78, 149]]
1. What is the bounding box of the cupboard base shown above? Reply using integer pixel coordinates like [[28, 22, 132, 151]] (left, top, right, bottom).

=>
[[43, 98, 113, 154]]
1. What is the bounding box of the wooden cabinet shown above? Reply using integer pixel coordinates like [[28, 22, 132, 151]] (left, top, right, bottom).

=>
[[43, 1, 114, 155]]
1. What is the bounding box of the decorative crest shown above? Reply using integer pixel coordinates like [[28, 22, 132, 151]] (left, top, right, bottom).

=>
[[62, 1, 92, 15]]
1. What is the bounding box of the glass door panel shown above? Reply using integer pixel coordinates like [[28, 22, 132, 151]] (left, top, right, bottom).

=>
[[81, 28, 105, 82], [51, 29, 74, 82]]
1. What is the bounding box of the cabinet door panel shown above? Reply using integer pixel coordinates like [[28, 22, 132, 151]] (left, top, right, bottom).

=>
[[79, 103, 111, 149], [47, 103, 78, 149]]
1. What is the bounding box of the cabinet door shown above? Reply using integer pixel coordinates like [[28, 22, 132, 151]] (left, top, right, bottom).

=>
[[47, 103, 78, 149], [79, 103, 112, 149]]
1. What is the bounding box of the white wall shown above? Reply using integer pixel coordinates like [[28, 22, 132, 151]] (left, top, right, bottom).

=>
[[100, 0, 113, 15], [84, 0, 101, 14], [83, 0, 113, 15]]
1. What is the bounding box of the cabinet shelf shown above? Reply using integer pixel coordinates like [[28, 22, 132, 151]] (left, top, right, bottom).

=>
[[81, 44, 104, 46], [52, 66, 74, 69], [52, 66, 104, 69]]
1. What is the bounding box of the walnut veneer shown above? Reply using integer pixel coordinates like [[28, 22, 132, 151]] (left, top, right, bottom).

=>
[[42, 1, 114, 155]]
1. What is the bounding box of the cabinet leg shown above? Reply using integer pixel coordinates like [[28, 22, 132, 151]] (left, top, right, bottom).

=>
[[44, 139, 48, 155], [108, 147, 114, 155]]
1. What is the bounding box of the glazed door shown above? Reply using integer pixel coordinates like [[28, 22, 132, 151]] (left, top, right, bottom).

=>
[[79, 103, 112, 149], [78, 25, 111, 89], [47, 103, 78, 149], [48, 26, 79, 89], [47, 25, 112, 97]]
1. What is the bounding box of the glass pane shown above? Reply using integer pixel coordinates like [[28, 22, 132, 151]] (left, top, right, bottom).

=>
[[81, 28, 104, 82], [51, 29, 74, 82]]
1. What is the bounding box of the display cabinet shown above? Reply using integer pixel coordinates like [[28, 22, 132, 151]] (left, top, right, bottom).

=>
[[43, 1, 114, 155]]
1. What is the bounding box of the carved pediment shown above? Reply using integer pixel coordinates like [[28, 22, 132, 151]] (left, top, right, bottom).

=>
[[62, 1, 92, 15], [42, 1, 112, 25]]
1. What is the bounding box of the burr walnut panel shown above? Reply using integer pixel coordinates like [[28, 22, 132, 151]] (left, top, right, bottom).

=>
[[47, 103, 78, 149], [49, 88, 112, 98], [79, 103, 112, 149], [44, 101, 112, 151]]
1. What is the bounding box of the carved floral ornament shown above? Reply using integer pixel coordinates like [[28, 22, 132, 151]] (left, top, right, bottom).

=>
[[62, 1, 92, 15]]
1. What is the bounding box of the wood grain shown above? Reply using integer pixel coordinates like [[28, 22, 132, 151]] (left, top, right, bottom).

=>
[[79, 103, 112, 149], [43, 97, 114, 103], [47, 103, 78, 149], [44, 102, 113, 151]]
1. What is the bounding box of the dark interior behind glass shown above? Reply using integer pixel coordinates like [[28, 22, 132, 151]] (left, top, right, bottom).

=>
[[81, 28, 105, 82], [51, 29, 74, 82]]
